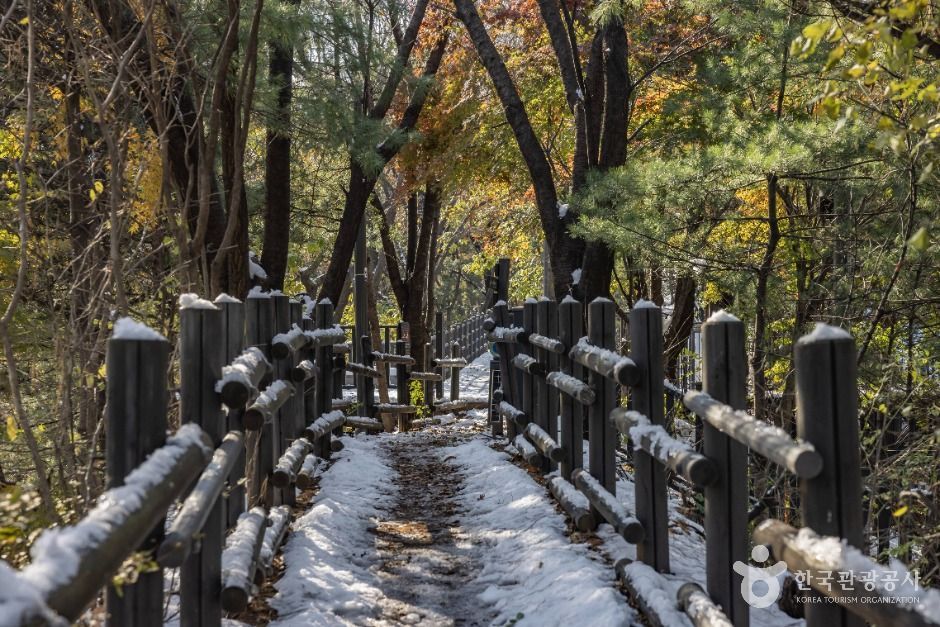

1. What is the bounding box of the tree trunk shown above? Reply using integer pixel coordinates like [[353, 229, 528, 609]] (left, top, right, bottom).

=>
[[453, 0, 583, 297], [664, 276, 696, 379], [752, 174, 781, 423], [261, 34, 293, 290]]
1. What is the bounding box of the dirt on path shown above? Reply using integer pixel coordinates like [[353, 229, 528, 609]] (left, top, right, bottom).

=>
[[366, 429, 494, 627]]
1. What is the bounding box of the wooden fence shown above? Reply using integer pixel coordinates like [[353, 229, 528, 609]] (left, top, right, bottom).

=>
[[484, 258, 938, 627], [0, 291, 486, 626]]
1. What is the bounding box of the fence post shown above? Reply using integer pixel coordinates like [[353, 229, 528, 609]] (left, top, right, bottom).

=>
[[271, 293, 294, 507], [314, 300, 336, 457], [450, 341, 461, 403], [245, 292, 274, 507], [290, 299, 304, 440], [361, 334, 376, 417], [395, 337, 410, 431], [795, 325, 864, 627], [491, 302, 515, 439], [700, 311, 748, 624], [520, 300, 537, 435], [105, 322, 169, 627], [536, 299, 558, 472], [424, 340, 434, 411], [179, 298, 225, 627], [587, 298, 617, 497], [435, 312, 444, 399], [630, 302, 670, 572], [215, 295, 246, 529], [557, 297, 583, 480]]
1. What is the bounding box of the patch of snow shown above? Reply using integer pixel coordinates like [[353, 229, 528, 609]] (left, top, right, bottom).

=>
[[112, 317, 167, 342], [561, 294, 579, 304], [557, 202, 569, 219], [706, 309, 740, 324], [221, 507, 266, 590], [318, 297, 333, 306], [798, 322, 852, 344], [620, 562, 693, 626], [446, 439, 635, 626], [216, 347, 270, 394], [179, 293, 219, 310], [0, 561, 62, 626], [249, 258, 268, 280], [632, 299, 657, 310], [247, 286, 270, 299], [214, 293, 242, 304], [272, 324, 306, 348], [270, 436, 396, 624], [571, 268, 582, 285]]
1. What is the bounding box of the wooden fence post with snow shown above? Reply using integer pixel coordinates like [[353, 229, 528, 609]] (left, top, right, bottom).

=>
[[435, 312, 445, 400], [215, 294, 246, 529], [557, 297, 583, 481], [520, 300, 537, 435], [450, 341, 461, 403], [179, 296, 225, 627], [290, 299, 305, 441], [315, 299, 336, 457], [795, 325, 864, 627], [245, 291, 275, 507], [491, 301, 516, 439], [271, 293, 294, 507], [395, 336, 411, 432], [700, 310, 749, 626], [361, 334, 377, 418], [535, 298, 559, 473], [629, 301, 670, 573], [104, 321, 170, 627], [587, 299, 618, 504]]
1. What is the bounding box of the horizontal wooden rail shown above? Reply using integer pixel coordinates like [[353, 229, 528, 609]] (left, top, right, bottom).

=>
[[303, 410, 346, 441], [676, 582, 733, 627], [290, 359, 317, 382], [512, 353, 546, 376], [524, 423, 564, 462], [572, 469, 644, 543], [683, 390, 823, 478], [345, 415, 384, 431], [345, 362, 381, 378], [371, 351, 415, 365], [258, 506, 291, 578], [375, 403, 417, 414], [218, 347, 271, 408], [220, 507, 267, 613], [546, 371, 595, 405], [610, 409, 716, 487], [159, 430, 245, 567], [272, 437, 311, 487], [11, 425, 211, 623], [271, 325, 307, 359], [296, 454, 322, 489], [243, 380, 294, 430], [568, 339, 640, 386], [526, 332, 565, 354], [754, 519, 938, 627], [432, 397, 488, 413], [410, 371, 443, 381], [498, 401, 526, 427], [486, 326, 527, 343], [513, 434, 540, 465], [433, 357, 467, 368], [547, 476, 596, 532]]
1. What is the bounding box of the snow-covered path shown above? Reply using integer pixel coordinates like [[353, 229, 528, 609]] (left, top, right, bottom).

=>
[[266, 354, 800, 627]]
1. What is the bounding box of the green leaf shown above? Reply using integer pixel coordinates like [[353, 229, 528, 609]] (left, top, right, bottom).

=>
[[907, 226, 928, 251]]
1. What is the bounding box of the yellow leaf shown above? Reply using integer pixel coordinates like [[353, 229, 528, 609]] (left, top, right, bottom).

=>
[[908, 226, 929, 251], [6, 415, 17, 441], [18, 16, 28, 25], [892, 505, 909, 518]]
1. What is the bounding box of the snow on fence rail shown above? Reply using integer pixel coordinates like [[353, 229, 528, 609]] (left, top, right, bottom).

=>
[[481, 256, 940, 627]]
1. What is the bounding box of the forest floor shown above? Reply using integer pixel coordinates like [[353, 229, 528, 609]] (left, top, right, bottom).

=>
[[246, 355, 801, 627]]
